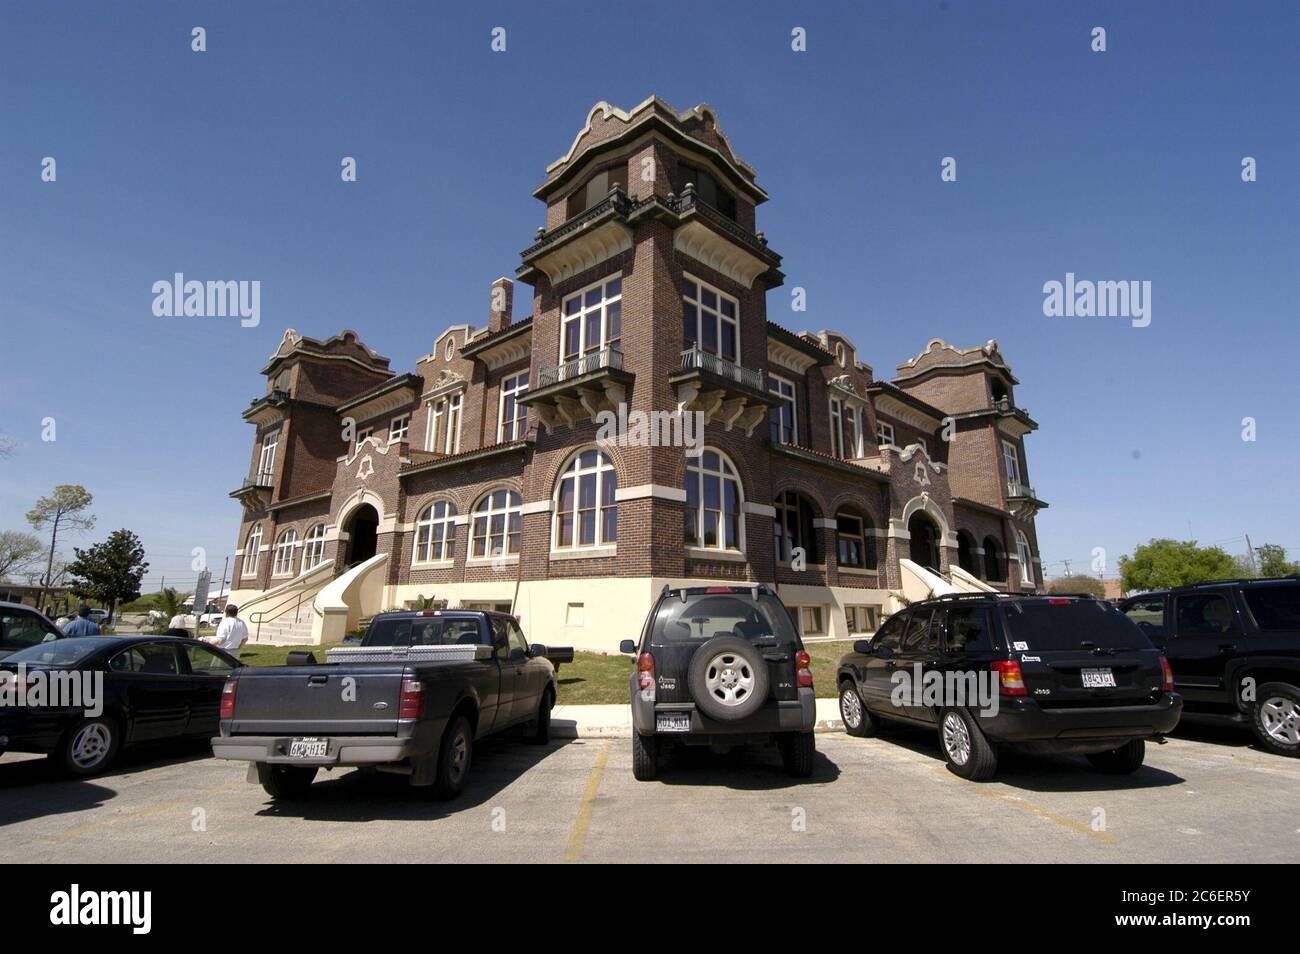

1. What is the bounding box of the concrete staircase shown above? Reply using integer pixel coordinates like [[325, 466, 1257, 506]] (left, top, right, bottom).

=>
[[248, 617, 317, 645]]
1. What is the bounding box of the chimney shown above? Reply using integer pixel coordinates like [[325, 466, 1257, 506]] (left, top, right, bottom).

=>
[[488, 277, 513, 333]]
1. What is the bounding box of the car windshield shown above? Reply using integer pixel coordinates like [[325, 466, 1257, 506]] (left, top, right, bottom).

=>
[[2, 637, 104, 667], [1003, 600, 1152, 651], [651, 592, 799, 644], [363, 616, 483, 647]]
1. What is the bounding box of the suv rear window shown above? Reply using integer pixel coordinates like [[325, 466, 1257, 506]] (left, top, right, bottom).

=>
[[1242, 583, 1300, 632], [1002, 599, 1152, 651], [364, 616, 482, 647], [651, 592, 799, 644]]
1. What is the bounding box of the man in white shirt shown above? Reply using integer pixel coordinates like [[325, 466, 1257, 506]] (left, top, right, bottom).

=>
[[210, 604, 249, 659]]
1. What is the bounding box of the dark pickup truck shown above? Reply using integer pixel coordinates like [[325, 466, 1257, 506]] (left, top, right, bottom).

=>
[[211, 610, 567, 800]]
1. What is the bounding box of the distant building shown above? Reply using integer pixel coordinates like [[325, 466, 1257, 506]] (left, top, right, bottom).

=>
[[225, 98, 1047, 648]]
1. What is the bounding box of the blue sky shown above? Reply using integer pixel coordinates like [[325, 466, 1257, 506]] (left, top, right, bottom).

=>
[[1, 0, 1297, 593]]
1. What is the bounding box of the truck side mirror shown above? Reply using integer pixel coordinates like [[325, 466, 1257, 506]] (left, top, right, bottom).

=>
[[529, 643, 548, 658], [619, 639, 636, 654], [853, 639, 872, 655], [873, 643, 894, 660]]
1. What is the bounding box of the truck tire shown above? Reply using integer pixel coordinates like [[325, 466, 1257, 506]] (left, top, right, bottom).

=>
[[938, 708, 998, 781], [260, 765, 318, 799], [779, 731, 815, 778], [632, 732, 658, 781], [528, 687, 554, 745], [52, 715, 121, 777], [432, 715, 473, 800], [839, 679, 880, 737], [1087, 739, 1146, 774], [687, 635, 770, 722], [1249, 682, 1300, 757]]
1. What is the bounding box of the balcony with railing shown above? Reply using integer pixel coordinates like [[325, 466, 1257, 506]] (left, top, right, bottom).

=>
[[242, 388, 290, 425], [669, 346, 772, 437], [520, 346, 633, 433], [1005, 479, 1047, 519], [229, 471, 276, 510]]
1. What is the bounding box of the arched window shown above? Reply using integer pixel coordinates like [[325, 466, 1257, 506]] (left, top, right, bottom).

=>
[[243, 524, 263, 576], [685, 449, 743, 551], [983, 536, 1005, 583], [414, 501, 457, 563], [836, 509, 876, 570], [471, 489, 522, 559], [956, 530, 979, 576], [1017, 531, 1035, 586], [553, 450, 617, 550], [272, 528, 298, 577], [774, 490, 820, 564], [302, 523, 327, 571]]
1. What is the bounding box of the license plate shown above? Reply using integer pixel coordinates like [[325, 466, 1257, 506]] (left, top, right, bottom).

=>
[[656, 713, 691, 733], [288, 737, 328, 758], [1081, 668, 1117, 689]]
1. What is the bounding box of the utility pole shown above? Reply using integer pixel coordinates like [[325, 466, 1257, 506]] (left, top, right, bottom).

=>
[[1245, 534, 1258, 576], [1062, 559, 1072, 577]]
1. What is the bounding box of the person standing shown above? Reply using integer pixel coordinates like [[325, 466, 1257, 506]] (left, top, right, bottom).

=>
[[63, 604, 101, 636], [210, 603, 249, 659]]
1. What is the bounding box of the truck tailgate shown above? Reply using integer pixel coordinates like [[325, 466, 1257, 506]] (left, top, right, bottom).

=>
[[229, 664, 407, 735]]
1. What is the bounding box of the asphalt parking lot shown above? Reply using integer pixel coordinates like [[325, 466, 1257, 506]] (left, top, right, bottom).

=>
[[2, 724, 1295, 863]]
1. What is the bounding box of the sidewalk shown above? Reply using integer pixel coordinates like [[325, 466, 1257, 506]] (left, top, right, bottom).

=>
[[551, 698, 844, 739]]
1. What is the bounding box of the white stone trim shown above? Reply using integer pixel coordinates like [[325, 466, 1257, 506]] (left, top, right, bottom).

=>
[[615, 483, 687, 503], [519, 500, 553, 516], [742, 501, 777, 517], [685, 547, 747, 562], [549, 546, 617, 561]]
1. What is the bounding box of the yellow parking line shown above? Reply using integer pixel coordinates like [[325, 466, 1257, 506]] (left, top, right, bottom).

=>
[[42, 784, 242, 845], [944, 768, 1117, 843], [564, 739, 612, 863]]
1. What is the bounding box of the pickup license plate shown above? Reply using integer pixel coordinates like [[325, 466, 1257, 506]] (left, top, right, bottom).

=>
[[656, 713, 691, 733], [1081, 668, 1117, 689], [288, 737, 328, 758]]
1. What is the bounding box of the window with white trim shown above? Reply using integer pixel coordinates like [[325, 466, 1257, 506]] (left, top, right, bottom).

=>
[[426, 400, 443, 452], [685, 449, 743, 551], [562, 276, 622, 364], [774, 490, 820, 564], [498, 372, 529, 442], [877, 421, 895, 447], [1002, 440, 1021, 486], [846, 605, 879, 634], [829, 397, 845, 458], [767, 374, 797, 444], [1017, 531, 1034, 585], [414, 501, 456, 563], [553, 450, 617, 550], [388, 414, 410, 445], [682, 276, 738, 362], [243, 524, 263, 576], [795, 605, 825, 636], [444, 394, 462, 454], [836, 511, 876, 569], [355, 426, 373, 450], [426, 394, 463, 454], [471, 490, 522, 559], [302, 523, 327, 571], [257, 431, 278, 480], [272, 528, 298, 577]]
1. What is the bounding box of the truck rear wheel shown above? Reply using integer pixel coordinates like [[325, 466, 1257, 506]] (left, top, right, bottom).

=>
[[432, 715, 473, 800], [632, 732, 658, 781], [260, 765, 318, 799], [528, 688, 554, 745]]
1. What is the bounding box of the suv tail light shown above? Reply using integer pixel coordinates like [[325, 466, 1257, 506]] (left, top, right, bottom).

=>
[[399, 678, 424, 719], [991, 659, 1027, 696], [795, 650, 813, 689], [1159, 655, 1174, 692], [636, 652, 656, 699], [219, 678, 237, 719]]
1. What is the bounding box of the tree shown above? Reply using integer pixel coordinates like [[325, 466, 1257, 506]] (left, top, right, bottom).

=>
[[0, 530, 43, 581], [66, 529, 148, 614], [1255, 544, 1300, 578], [1047, 575, 1106, 599], [26, 485, 94, 611], [1119, 539, 1240, 594]]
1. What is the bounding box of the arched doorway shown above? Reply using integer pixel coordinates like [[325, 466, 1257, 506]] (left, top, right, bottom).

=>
[[343, 503, 379, 567], [983, 536, 1005, 582], [908, 512, 942, 572], [956, 530, 979, 575]]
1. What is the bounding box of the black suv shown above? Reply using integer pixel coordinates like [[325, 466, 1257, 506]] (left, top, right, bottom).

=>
[[1120, 576, 1300, 757], [837, 593, 1182, 780], [620, 585, 817, 780]]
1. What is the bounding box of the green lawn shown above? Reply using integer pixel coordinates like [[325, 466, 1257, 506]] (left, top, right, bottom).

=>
[[239, 642, 345, 666]]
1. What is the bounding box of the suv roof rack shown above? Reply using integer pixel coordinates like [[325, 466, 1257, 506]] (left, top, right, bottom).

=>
[[1164, 574, 1300, 593], [930, 592, 1012, 602]]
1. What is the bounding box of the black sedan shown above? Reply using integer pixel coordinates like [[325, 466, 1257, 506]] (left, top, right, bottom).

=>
[[0, 635, 242, 777]]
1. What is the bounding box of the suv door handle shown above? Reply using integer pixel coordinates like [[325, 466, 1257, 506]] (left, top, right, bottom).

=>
[[1217, 643, 1237, 652]]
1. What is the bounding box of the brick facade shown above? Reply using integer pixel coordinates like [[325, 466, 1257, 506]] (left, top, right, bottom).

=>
[[225, 97, 1047, 648]]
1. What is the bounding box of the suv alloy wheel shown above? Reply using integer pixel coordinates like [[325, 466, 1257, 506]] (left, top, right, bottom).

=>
[[938, 708, 998, 781], [1251, 682, 1300, 756]]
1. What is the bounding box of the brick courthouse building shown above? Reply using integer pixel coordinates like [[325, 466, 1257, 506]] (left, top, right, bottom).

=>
[[226, 98, 1046, 648]]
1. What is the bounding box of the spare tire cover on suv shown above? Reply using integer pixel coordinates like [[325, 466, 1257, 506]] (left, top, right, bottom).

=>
[[687, 635, 770, 721]]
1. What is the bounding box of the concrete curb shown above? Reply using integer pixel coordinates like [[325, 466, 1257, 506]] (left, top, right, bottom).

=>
[[551, 700, 845, 739]]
